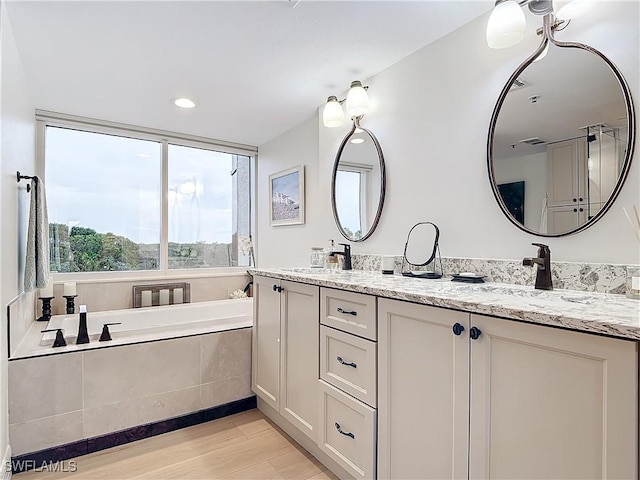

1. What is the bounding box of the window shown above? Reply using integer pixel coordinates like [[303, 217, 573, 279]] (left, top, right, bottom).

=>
[[42, 114, 254, 276], [335, 163, 371, 240]]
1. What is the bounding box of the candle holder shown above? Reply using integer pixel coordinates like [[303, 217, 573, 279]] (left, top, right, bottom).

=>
[[37, 296, 54, 322], [63, 295, 78, 314]]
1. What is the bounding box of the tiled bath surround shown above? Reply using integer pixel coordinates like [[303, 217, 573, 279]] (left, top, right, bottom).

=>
[[47, 274, 251, 315], [352, 254, 633, 294], [8, 328, 252, 456]]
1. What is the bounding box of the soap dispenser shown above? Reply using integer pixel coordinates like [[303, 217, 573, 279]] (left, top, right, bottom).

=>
[[76, 305, 90, 344], [324, 240, 338, 269]]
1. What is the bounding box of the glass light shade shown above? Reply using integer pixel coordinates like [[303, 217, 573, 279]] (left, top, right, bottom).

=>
[[554, 0, 597, 19], [346, 81, 369, 117], [179, 180, 196, 195], [486, 0, 526, 49], [322, 96, 344, 127]]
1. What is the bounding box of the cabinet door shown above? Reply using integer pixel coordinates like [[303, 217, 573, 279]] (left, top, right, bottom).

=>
[[252, 276, 281, 410], [280, 280, 320, 440], [469, 314, 638, 480], [547, 139, 580, 207], [378, 299, 470, 480], [547, 204, 582, 234]]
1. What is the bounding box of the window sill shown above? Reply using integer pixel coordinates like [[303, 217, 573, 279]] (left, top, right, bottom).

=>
[[50, 267, 251, 285]]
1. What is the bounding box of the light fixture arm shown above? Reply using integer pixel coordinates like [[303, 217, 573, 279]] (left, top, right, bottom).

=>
[[494, 0, 553, 14]]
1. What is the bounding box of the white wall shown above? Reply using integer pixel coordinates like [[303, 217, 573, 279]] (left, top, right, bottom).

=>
[[258, 2, 640, 266], [1, 0, 37, 466], [257, 116, 326, 267]]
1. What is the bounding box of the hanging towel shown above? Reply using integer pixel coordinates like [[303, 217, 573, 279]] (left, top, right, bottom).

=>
[[539, 193, 548, 235], [24, 177, 50, 292]]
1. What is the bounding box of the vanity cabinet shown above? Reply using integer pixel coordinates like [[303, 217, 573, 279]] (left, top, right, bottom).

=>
[[378, 298, 638, 480], [318, 287, 377, 480], [252, 275, 319, 441], [546, 137, 618, 232]]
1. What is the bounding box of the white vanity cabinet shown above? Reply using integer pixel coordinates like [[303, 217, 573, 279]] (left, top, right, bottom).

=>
[[469, 313, 637, 479], [378, 298, 638, 480], [378, 299, 470, 479], [252, 275, 319, 441], [318, 287, 378, 480]]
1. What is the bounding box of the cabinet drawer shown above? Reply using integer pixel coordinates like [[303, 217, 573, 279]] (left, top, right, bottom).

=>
[[320, 326, 377, 407], [321, 288, 377, 340], [318, 380, 376, 480]]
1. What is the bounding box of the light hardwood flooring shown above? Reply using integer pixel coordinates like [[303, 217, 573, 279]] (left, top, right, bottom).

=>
[[16, 409, 339, 480]]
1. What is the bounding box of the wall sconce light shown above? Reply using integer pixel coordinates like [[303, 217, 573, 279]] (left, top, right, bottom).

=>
[[322, 80, 370, 128], [486, 0, 598, 49]]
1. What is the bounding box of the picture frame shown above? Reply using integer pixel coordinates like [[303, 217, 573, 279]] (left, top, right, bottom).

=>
[[269, 165, 305, 226]]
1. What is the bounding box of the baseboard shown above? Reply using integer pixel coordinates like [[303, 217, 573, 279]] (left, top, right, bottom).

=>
[[11, 396, 256, 474], [2, 446, 11, 480], [256, 397, 353, 480]]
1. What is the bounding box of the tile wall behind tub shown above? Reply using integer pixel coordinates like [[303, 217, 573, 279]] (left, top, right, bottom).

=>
[[8, 328, 252, 456], [7, 290, 37, 357], [48, 274, 251, 315]]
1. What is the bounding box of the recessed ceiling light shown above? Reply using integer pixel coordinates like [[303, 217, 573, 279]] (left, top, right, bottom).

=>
[[172, 97, 196, 109], [137, 153, 151, 158], [350, 137, 365, 144]]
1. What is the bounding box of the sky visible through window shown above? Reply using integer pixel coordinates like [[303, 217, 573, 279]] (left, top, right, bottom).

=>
[[46, 127, 234, 245]]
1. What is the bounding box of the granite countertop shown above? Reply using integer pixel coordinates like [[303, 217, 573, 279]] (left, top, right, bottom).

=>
[[248, 268, 640, 341]]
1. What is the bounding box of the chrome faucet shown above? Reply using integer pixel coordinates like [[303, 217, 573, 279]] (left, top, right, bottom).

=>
[[330, 243, 352, 270], [523, 243, 553, 290]]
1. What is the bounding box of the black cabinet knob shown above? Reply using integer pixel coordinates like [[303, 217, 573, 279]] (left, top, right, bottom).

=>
[[579, 197, 583, 202], [573, 198, 577, 202], [273, 284, 278, 292], [573, 208, 578, 212], [452, 323, 465, 336], [470, 326, 482, 340], [579, 208, 584, 212]]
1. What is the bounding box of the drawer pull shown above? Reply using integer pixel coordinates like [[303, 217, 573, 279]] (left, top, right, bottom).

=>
[[337, 307, 357, 316], [335, 422, 355, 439], [336, 356, 357, 368]]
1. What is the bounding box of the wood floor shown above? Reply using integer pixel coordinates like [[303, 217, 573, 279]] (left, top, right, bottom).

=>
[[16, 409, 339, 480]]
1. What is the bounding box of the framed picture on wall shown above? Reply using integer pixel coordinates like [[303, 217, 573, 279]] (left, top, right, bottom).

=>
[[498, 180, 525, 225], [269, 165, 305, 226]]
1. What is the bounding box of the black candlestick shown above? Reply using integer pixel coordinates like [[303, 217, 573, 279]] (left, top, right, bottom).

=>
[[37, 296, 54, 322], [63, 295, 78, 314]]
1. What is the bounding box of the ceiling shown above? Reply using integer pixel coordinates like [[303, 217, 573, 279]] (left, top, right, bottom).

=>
[[5, 0, 493, 147]]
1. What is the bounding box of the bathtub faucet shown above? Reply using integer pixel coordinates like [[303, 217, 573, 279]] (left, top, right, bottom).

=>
[[76, 305, 90, 344]]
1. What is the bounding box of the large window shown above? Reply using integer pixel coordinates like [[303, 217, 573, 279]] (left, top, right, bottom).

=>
[[43, 116, 254, 275]]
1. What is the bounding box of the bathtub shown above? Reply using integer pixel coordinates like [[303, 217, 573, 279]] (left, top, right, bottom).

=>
[[40, 297, 253, 346]]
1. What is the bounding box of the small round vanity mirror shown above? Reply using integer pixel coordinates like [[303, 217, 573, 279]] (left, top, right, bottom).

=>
[[331, 118, 386, 241], [488, 26, 635, 237]]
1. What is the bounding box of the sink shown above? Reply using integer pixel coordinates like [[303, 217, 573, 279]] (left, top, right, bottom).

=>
[[283, 268, 341, 274]]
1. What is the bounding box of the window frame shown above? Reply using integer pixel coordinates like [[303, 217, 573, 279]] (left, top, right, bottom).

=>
[[36, 110, 257, 281]]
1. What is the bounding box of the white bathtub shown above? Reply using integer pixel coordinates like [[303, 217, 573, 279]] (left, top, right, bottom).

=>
[[41, 298, 253, 346]]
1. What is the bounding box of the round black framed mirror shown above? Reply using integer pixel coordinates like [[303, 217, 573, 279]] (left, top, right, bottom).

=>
[[331, 117, 386, 242], [488, 16, 635, 237]]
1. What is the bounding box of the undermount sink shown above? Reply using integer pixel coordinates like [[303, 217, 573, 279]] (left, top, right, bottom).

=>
[[284, 268, 342, 274]]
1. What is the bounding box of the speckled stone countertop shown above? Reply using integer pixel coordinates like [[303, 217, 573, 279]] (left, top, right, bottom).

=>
[[248, 268, 640, 341]]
